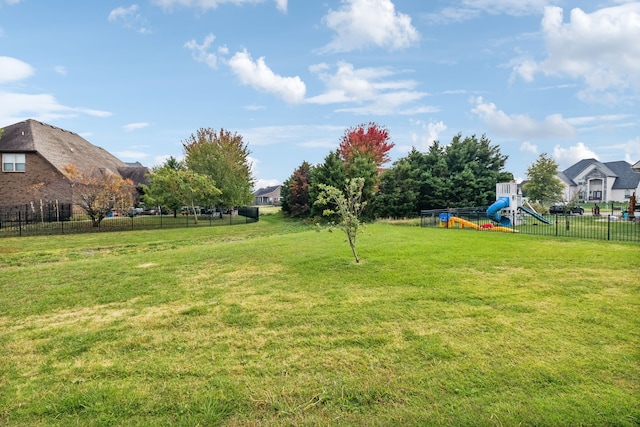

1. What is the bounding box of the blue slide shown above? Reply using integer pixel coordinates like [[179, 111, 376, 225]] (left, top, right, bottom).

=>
[[486, 197, 511, 226], [520, 205, 553, 225]]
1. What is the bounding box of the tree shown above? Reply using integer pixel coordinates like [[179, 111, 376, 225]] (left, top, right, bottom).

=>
[[309, 151, 346, 218], [523, 153, 564, 205], [374, 135, 513, 213], [283, 161, 312, 218], [337, 122, 395, 167], [177, 170, 222, 223], [344, 154, 379, 220], [142, 157, 185, 217], [183, 128, 254, 210], [443, 134, 512, 207], [375, 158, 420, 218], [315, 178, 366, 263], [417, 143, 450, 209], [62, 165, 136, 227], [279, 177, 291, 215], [143, 159, 221, 223]]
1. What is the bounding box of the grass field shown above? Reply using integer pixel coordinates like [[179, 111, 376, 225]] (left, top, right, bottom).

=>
[[1, 214, 639, 426]]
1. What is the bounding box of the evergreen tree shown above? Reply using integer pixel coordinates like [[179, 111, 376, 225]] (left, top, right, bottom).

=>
[[284, 161, 313, 218], [443, 134, 512, 207], [375, 159, 419, 218], [309, 151, 346, 218]]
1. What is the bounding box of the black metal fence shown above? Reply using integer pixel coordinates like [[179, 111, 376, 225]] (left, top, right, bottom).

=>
[[420, 207, 640, 243], [0, 205, 259, 238]]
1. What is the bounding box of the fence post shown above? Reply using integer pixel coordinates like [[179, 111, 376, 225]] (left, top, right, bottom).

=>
[[19, 211, 22, 237], [607, 215, 611, 241]]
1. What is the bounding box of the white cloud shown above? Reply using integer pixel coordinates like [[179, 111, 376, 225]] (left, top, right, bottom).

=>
[[408, 120, 447, 151], [227, 49, 306, 104], [0, 56, 34, 84], [320, 0, 419, 53], [251, 155, 283, 189], [254, 178, 281, 191], [553, 142, 599, 168], [184, 33, 220, 69], [513, 4, 640, 103], [274, 0, 287, 13], [0, 91, 111, 126], [0, 56, 111, 126], [307, 61, 431, 115], [471, 96, 575, 139], [239, 124, 343, 147], [463, 0, 552, 16], [124, 122, 150, 131], [108, 5, 151, 34], [623, 136, 640, 163], [426, 0, 555, 24], [520, 141, 538, 153], [116, 150, 150, 160], [152, 154, 181, 167], [152, 0, 286, 12]]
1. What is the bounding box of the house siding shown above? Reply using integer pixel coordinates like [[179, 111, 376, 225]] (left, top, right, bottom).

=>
[[559, 159, 640, 203], [0, 152, 72, 207]]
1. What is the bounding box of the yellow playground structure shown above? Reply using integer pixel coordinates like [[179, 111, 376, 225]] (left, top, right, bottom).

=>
[[440, 215, 518, 233]]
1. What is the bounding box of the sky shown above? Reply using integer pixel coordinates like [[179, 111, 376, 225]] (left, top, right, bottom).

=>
[[1, 0, 640, 190]]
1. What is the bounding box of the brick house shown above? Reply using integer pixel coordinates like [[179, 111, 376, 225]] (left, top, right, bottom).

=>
[[0, 119, 148, 210]]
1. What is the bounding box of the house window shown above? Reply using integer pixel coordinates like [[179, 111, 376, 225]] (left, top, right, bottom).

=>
[[625, 189, 631, 199], [2, 153, 26, 172]]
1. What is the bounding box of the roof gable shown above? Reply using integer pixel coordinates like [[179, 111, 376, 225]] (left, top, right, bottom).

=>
[[562, 158, 616, 181], [1, 119, 128, 178], [254, 185, 281, 197]]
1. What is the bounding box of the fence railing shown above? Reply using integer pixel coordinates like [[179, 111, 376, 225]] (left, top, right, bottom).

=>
[[420, 207, 640, 243], [0, 205, 259, 238]]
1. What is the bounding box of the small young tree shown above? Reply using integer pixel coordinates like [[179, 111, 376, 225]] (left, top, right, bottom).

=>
[[143, 164, 221, 223], [315, 178, 366, 263], [62, 165, 136, 227]]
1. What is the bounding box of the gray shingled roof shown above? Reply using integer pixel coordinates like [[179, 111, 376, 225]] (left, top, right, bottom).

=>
[[606, 160, 640, 189], [1, 119, 148, 185], [254, 185, 281, 197], [561, 158, 640, 189], [562, 158, 616, 184]]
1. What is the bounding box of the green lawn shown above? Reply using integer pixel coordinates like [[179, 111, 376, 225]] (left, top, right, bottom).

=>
[[1, 215, 638, 426]]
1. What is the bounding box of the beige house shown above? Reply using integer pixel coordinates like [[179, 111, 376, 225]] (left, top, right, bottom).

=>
[[0, 119, 148, 209], [254, 185, 281, 205]]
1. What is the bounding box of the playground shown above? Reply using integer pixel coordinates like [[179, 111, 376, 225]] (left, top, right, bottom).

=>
[[422, 182, 640, 243]]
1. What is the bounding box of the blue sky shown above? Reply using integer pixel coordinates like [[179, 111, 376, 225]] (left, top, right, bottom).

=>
[[1, 0, 639, 189]]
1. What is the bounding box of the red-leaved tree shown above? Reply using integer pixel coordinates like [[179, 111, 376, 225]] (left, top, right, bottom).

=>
[[337, 122, 395, 167]]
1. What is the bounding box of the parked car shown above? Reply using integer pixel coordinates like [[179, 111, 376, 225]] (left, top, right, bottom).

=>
[[549, 204, 584, 215]]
